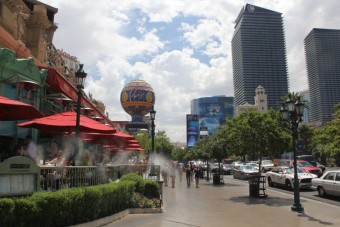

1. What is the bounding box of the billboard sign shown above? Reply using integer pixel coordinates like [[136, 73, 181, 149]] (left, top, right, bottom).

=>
[[187, 114, 199, 147]]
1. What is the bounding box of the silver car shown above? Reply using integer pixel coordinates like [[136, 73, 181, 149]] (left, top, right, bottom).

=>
[[312, 170, 340, 197], [233, 165, 259, 180]]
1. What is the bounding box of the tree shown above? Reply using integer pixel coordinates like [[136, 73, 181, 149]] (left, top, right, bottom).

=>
[[171, 147, 187, 162], [222, 109, 290, 173], [154, 130, 173, 159], [135, 130, 174, 160], [298, 125, 314, 154], [311, 104, 340, 165]]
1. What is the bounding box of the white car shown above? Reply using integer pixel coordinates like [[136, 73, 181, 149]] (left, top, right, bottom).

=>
[[266, 166, 317, 190], [259, 160, 274, 172], [312, 170, 340, 197], [246, 163, 259, 170], [231, 161, 244, 168]]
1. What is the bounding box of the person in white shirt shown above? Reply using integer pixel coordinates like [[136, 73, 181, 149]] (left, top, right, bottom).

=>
[[25, 135, 38, 162]]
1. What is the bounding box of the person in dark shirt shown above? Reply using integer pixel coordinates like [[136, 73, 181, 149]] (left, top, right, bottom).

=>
[[194, 165, 202, 188], [185, 164, 191, 187]]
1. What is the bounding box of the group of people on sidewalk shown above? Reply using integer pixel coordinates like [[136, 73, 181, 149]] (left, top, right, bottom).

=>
[[161, 161, 202, 188]]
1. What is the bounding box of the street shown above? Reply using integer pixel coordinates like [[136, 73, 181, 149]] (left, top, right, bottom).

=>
[[227, 166, 340, 207]]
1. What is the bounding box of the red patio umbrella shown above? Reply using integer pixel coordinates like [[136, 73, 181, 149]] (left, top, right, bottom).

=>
[[125, 139, 139, 144], [0, 96, 45, 121], [17, 110, 116, 134], [112, 131, 135, 140], [82, 131, 136, 145], [125, 147, 144, 152]]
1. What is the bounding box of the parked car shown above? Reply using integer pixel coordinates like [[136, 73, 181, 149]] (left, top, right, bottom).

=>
[[277, 159, 323, 177], [200, 163, 208, 171], [233, 165, 259, 180], [231, 161, 244, 168], [211, 163, 224, 173], [259, 160, 274, 172], [223, 164, 233, 175], [297, 160, 323, 177], [266, 166, 317, 190], [246, 162, 259, 170], [296, 155, 317, 167], [312, 170, 340, 197]]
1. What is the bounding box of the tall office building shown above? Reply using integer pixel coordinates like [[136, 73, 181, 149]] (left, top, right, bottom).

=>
[[232, 4, 289, 110], [305, 28, 340, 123]]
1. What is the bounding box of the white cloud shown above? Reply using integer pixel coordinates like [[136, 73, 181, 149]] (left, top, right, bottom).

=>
[[42, 0, 340, 143]]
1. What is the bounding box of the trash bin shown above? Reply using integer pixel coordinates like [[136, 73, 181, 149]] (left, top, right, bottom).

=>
[[213, 174, 221, 184], [249, 176, 259, 197]]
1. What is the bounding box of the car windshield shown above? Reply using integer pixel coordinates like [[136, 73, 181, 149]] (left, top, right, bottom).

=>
[[262, 160, 273, 164], [285, 167, 305, 174], [243, 165, 255, 170], [298, 161, 312, 167]]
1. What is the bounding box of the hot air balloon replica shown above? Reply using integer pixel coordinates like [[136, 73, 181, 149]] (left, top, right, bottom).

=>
[[120, 79, 155, 123]]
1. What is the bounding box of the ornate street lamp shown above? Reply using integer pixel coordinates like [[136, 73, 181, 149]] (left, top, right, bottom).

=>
[[75, 64, 87, 137], [150, 107, 156, 163], [281, 95, 304, 213]]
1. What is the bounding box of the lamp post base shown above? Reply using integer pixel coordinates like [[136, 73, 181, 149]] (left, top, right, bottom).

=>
[[291, 204, 304, 213]]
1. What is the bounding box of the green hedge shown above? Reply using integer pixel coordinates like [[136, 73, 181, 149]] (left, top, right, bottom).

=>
[[0, 181, 134, 227], [0, 175, 161, 227], [120, 172, 145, 193]]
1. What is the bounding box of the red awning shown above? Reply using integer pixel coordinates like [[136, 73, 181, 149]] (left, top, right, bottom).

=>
[[17, 110, 116, 134], [41, 67, 115, 128], [0, 96, 45, 121]]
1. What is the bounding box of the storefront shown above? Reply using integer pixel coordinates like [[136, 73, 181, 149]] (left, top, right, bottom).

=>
[[0, 48, 47, 160]]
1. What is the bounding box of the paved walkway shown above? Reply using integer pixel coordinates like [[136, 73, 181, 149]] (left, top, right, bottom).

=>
[[102, 176, 340, 227]]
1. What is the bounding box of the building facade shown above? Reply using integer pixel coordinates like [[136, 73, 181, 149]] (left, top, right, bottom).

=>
[[299, 89, 310, 123], [231, 4, 289, 110], [236, 85, 268, 115], [0, 0, 114, 160], [304, 28, 340, 123], [191, 96, 234, 136]]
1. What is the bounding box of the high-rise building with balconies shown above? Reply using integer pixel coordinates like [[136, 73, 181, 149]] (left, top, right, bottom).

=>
[[304, 28, 340, 123], [232, 4, 289, 110]]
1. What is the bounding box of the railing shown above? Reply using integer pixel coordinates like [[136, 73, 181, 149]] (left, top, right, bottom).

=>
[[39, 164, 161, 191]]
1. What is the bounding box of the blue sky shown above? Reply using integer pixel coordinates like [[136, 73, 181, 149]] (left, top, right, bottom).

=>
[[43, 0, 340, 142]]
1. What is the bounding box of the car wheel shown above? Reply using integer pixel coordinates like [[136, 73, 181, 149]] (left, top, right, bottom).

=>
[[233, 174, 236, 179], [285, 180, 293, 190], [241, 173, 244, 180], [268, 177, 273, 187], [318, 186, 327, 198]]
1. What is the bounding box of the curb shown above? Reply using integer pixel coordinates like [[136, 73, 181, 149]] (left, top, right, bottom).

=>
[[72, 208, 163, 227]]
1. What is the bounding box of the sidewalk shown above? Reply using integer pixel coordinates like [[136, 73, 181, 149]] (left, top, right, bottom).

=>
[[102, 176, 340, 227]]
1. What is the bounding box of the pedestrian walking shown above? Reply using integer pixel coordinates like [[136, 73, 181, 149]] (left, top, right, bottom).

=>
[[177, 163, 184, 182], [170, 162, 176, 188], [161, 163, 169, 187], [194, 165, 202, 188], [190, 162, 194, 182], [185, 164, 191, 187]]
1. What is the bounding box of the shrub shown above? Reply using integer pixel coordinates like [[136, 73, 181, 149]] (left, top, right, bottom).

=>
[[120, 172, 145, 193], [0, 178, 158, 226], [144, 180, 160, 198], [13, 197, 39, 227], [0, 198, 15, 226]]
